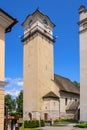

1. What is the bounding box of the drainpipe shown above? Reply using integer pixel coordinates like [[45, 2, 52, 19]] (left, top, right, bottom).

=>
[[59, 98, 60, 119]]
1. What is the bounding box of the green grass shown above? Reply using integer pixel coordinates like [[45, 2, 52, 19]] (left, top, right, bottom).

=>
[[19, 127, 42, 130], [54, 119, 78, 123], [75, 122, 87, 128], [52, 124, 67, 127]]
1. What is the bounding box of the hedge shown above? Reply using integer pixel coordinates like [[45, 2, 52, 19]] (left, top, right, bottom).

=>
[[24, 120, 45, 128]]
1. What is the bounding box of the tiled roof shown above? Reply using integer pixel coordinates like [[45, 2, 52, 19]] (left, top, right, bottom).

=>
[[43, 91, 59, 99], [54, 74, 80, 94], [66, 100, 80, 111]]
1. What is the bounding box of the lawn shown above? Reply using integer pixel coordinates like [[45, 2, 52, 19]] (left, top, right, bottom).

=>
[[75, 122, 87, 128], [19, 127, 42, 130]]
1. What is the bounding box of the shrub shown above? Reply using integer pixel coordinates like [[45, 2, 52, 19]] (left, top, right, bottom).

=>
[[54, 118, 78, 123], [24, 120, 40, 128], [36, 120, 39, 127], [24, 120, 29, 128], [40, 120, 45, 127]]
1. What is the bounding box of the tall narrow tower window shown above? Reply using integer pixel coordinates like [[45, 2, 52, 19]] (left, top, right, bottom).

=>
[[65, 98, 67, 105]]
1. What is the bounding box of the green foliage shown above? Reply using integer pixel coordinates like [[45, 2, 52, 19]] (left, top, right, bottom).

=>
[[54, 118, 78, 123], [24, 120, 45, 128], [73, 81, 80, 87], [40, 120, 45, 127], [35, 120, 39, 127], [16, 90, 23, 116], [24, 120, 30, 128], [75, 122, 87, 128], [5, 94, 16, 113], [5, 90, 23, 116]]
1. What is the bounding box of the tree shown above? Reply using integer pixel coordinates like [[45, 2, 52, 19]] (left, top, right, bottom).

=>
[[5, 94, 16, 114], [73, 81, 80, 87], [16, 90, 23, 116]]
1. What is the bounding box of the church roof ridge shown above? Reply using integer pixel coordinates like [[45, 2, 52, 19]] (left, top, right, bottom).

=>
[[54, 74, 80, 95]]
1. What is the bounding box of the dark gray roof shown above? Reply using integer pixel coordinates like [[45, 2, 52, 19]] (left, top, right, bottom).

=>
[[54, 74, 80, 94], [22, 9, 55, 27], [66, 100, 80, 111], [43, 91, 59, 99]]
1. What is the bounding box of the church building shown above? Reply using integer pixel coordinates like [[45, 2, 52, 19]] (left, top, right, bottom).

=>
[[22, 9, 79, 121], [0, 9, 17, 130], [78, 5, 87, 121]]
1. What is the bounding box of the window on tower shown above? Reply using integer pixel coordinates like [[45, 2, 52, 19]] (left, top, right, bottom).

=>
[[83, 23, 87, 29], [43, 19, 48, 26], [28, 19, 33, 26], [65, 98, 67, 105]]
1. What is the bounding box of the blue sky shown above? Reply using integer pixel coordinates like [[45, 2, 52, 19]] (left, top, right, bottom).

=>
[[1, 0, 87, 97]]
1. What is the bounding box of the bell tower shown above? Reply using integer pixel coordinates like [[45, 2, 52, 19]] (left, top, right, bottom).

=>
[[78, 6, 87, 121], [22, 10, 55, 120]]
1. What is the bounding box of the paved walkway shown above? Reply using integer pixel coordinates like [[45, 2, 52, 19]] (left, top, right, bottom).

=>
[[40, 125, 85, 130]]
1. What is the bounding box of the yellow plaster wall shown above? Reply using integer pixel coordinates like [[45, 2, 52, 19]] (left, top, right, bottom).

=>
[[0, 25, 5, 130], [0, 25, 5, 81], [0, 90, 4, 130]]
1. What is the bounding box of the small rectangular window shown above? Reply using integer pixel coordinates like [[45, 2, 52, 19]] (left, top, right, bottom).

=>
[[75, 99, 77, 102], [65, 98, 67, 105]]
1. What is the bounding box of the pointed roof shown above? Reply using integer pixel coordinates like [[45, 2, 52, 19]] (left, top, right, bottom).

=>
[[22, 9, 55, 27], [43, 91, 59, 99], [54, 74, 80, 95]]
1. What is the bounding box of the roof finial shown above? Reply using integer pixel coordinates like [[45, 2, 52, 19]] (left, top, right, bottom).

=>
[[36, 6, 39, 10]]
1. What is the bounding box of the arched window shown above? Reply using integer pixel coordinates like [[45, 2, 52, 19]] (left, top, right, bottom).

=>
[[28, 112, 32, 120]]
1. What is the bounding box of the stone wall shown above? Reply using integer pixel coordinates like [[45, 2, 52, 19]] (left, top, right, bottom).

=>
[[0, 89, 4, 130]]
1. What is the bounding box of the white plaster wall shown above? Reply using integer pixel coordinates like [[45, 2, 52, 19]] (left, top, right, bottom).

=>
[[80, 31, 87, 121]]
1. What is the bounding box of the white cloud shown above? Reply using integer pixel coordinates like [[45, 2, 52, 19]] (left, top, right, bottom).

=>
[[5, 89, 21, 98], [17, 81, 23, 86], [5, 77, 12, 81], [5, 77, 23, 98], [5, 77, 23, 87]]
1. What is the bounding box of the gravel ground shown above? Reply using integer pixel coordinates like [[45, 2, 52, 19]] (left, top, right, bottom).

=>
[[40, 125, 85, 130]]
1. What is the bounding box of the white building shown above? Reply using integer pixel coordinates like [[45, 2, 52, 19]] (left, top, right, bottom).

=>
[[78, 5, 87, 121]]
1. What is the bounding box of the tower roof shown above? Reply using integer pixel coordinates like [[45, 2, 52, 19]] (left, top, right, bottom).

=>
[[0, 8, 18, 33], [22, 9, 55, 28], [79, 5, 86, 14]]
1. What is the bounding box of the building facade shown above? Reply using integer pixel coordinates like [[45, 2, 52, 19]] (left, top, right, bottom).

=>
[[22, 10, 79, 121], [0, 9, 17, 130], [78, 6, 87, 121]]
